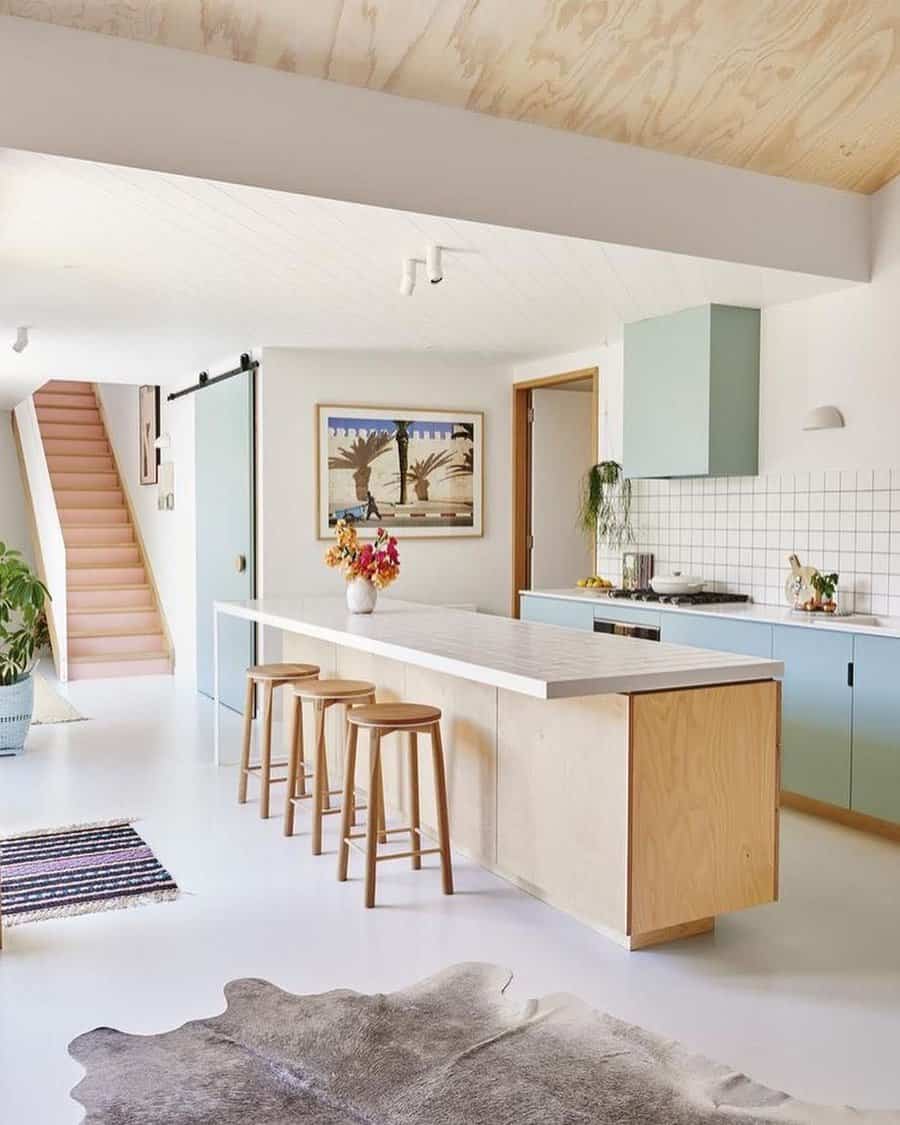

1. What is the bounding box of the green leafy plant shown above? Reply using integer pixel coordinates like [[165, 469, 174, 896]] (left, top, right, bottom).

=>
[[810, 570, 839, 604], [0, 544, 50, 686], [579, 461, 634, 549]]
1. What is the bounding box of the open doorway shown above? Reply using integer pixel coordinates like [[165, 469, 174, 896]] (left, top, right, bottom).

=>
[[511, 368, 598, 616]]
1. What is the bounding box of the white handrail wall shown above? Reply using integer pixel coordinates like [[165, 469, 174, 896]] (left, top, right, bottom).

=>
[[12, 399, 68, 681]]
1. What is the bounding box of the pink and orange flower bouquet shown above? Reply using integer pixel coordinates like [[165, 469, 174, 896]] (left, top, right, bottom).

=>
[[325, 520, 400, 590]]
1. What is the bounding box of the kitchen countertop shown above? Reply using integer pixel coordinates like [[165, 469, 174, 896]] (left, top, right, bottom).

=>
[[216, 596, 783, 699], [523, 588, 900, 639]]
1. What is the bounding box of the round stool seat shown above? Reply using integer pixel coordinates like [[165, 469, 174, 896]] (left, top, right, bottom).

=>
[[294, 678, 376, 701], [248, 663, 319, 682], [348, 703, 441, 728]]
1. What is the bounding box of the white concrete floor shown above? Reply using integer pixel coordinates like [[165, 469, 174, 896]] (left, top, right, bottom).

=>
[[1, 673, 899, 1122]]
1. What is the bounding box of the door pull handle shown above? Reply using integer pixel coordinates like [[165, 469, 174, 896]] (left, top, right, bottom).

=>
[[235, 554, 247, 574]]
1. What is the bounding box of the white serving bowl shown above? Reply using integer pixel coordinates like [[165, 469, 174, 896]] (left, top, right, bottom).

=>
[[649, 573, 705, 596]]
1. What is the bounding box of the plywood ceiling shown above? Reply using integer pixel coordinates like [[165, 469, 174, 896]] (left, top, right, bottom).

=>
[[0, 147, 853, 408], [3, 1, 900, 193]]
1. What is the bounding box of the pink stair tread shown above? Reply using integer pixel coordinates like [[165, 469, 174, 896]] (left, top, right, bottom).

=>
[[35, 380, 172, 681]]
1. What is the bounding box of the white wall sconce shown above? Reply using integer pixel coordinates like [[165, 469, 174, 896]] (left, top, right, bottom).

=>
[[802, 405, 845, 431], [12, 326, 29, 353]]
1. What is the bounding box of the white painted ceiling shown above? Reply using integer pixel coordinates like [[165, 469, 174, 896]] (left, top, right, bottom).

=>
[[0, 146, 855, 409]]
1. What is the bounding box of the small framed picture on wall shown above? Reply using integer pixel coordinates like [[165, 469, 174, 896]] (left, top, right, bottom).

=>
[[139, 385, 161, 486]]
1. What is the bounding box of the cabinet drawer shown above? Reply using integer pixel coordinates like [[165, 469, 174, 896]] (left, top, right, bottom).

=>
[[661, 614, 773, 658], [520, 596, 595, 632]]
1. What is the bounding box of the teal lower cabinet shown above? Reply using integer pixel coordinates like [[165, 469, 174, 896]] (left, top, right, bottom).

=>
[[660, 614, 773, 658], [851, 635, 900, 823], [773, 626, 853, 808], [520, 595, 595, 632]]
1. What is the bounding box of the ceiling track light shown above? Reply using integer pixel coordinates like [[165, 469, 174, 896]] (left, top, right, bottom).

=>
[[12, 326, 29, 354], [400, 258, 417, 296], [427, 244, 443, 284]]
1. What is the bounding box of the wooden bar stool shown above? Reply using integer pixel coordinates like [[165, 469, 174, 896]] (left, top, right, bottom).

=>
[[238, 663, 319, 819], [338, 703, 453, 908], [284, 679, 382, 855]]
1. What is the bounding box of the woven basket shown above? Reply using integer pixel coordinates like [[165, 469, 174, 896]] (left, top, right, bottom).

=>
[[0, 674, 35, 756]]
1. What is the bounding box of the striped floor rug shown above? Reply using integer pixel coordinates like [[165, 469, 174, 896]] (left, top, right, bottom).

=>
[[0, 819, 178, 927]]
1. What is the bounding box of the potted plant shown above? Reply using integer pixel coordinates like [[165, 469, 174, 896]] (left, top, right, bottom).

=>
[[325, 520, 400, 614], [810, 570, 839, 614], [0, 544, 50, 755], [579, 461, 634, 550]]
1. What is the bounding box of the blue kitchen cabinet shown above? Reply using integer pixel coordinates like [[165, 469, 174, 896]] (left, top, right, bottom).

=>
[[520, 595, 595, 632], [660, 614, 773, 657], [773, 626, 853, 807], [851, 634, 900, 823]]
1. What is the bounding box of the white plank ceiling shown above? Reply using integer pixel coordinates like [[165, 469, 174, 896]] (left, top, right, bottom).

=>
[[0, 146, 853, 407]]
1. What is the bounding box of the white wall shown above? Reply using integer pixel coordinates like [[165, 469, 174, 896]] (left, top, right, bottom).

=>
[[760, 174, 900, 473], [0, 412, 33, 565], [258, 349, 513, 627], [98, 382, 197, 687]]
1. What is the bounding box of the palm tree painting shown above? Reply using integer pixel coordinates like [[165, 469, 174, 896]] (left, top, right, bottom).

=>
[[328, 430, 395, 501], [319, 407, 483, 538]]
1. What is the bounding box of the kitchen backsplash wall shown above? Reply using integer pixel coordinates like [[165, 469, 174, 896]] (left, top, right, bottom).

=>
[[596, 469, 900, 615]]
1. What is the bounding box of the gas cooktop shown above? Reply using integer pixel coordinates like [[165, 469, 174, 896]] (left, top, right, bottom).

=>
[[608, 589, 750, 607]]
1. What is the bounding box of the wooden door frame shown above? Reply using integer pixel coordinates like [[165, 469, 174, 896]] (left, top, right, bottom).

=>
[[511, 367, 599, 617]]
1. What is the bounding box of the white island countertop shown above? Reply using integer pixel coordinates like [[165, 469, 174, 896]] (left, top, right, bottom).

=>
[[216, 596, 783, 699]]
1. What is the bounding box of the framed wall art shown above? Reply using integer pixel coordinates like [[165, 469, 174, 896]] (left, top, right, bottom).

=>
[[317, 405, 483, 539], [139, 384, 161, 486]]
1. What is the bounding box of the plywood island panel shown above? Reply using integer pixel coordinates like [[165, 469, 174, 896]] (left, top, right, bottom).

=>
[[278, 620, 780, 950]]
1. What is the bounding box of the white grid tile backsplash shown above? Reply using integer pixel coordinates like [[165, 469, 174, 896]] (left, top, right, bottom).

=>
[[596, 471, 900, 615]]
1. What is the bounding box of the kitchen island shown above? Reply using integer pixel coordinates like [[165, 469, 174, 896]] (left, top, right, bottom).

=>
[[215, 597, 783, 950]]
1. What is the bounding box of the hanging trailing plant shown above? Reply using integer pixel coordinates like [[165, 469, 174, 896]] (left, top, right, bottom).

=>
[[578, 461, 633, 550]]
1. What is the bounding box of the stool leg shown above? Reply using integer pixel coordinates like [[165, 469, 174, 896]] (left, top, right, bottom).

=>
[[238, 675, 254, 804], [259, 682, 274, 819], [365, 731, 382, 908], [312, 702, 327, 855], [344, 706, 357, 826], [321, 714, 332, 812], [430, 722, 454, 895], [376, 753, 388, 845], [338, 722, 359, 882], [296, 694, 307, 799], [283, 694, 303, 837], [408, 732, 421, 870]]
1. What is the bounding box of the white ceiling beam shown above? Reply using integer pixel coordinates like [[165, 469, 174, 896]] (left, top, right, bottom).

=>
[[0, 16, 870, 282]]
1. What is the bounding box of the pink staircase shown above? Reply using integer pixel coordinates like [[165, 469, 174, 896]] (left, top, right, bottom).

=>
[[35, 380, 173, 680]]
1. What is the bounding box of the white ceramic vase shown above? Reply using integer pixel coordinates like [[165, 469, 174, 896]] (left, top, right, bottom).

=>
[[346, 577, 377, 614]]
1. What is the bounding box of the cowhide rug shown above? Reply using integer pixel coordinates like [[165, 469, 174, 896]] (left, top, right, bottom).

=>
[[69, 962, 899, 1124]]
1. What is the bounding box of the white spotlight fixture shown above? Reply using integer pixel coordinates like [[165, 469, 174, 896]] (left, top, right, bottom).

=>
[[400, 258, 416, 296], [12, 326, 29, 354], [426, 244, 443, 284]]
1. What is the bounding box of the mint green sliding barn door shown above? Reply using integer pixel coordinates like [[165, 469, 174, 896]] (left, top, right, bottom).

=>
[[195, 373, 255, 712]]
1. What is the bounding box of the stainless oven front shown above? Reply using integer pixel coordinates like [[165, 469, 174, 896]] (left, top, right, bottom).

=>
[[593, 616, 661, 642]]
